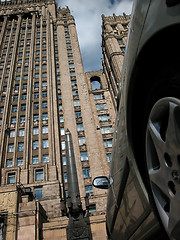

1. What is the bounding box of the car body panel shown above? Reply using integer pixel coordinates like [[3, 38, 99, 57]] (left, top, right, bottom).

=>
[[106, 0, 152, 236], [138, 0, 180, 57], [106, 0, 180, 239]]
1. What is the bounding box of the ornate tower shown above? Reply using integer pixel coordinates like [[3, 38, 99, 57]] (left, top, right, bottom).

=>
[[102, 13, 131, 107]]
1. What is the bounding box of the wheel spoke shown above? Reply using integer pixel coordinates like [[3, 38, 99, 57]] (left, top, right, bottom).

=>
[[148, 120, 165, 164], [168, 193, 180, 239], [149, 168, 169, 197], [166, 102, 177, 145]]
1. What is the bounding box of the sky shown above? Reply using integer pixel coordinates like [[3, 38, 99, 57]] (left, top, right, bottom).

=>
[[58, 0, 133, 72]]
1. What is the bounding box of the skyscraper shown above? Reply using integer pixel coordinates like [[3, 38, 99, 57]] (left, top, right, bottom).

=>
[[0, 0, 116, 238]]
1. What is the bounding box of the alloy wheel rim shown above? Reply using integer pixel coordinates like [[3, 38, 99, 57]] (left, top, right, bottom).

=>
[[146, 97, 180, 240]]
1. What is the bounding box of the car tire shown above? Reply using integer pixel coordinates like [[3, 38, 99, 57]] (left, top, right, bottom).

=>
[[145, 96, 180, 240]]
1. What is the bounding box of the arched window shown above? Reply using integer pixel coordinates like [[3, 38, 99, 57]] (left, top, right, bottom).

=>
[[90, 76, 101, 90]]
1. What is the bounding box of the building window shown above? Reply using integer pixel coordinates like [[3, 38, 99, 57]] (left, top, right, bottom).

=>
[[8, 143, 14, 152], [42, 64, 47, 70], [7, 172, 15, 184], [42, 113, 48, 121], [64, 172, 68, 183], [42, 91, 47, 98], [36, 50, 40, 56], [12, 105, 17, 112], [42, 126, 48, 134], [17, 157, 23, 166], [0, 107, 4, 114], [104, 139, 113, 148], [34, 102, 39, 110], [77, 123, 84, 132], [21, 104, 26, 111], [9, 130, 15, 138], [101, 126, 113, 134], [11, 117, 16, 124], [42, 50, 46, 55], [72, 89, 78, 96], [13, 95, 18, 101], [42, 81, 47, 87], [1, 96, 5, 102], [122, 24, 128, 30], [20, 116, 25, 123], [22, 84, 27, 89], [89, 204, 96, 213], [42, 101, 47, 108], [35, 73, 39, 79], [118, 38, 124, 45], [61, 141, 65, 150], [34, 186, 43, 199], [106, 153, 111, 163], [19, 128, 25, 137], [62, 156, 66, 165], [32, 140, 39, 150], [34, 82, 39, 88], [98, 114, 110, 122], [60, 128, 65, 136], [6, 159, 13, 168], [70, 71, 76, 77], [80, 151, 88, 161], [18, 142, 24, 151], [43, 154, 49, 163], [71, 80, 77, 86], [35, 169, 44, 181], [94, 94, 103, 100], [74, 100, 80, 107], [23, 75, 28, 81], [83, 167, 91, 178], [85, 185, 93, 197], [34, 92, 39, 99], [68, 55, 73, 60], [59, 115, 64, 123], [42, 139, 49, 148], [33, 114, 39, 122], [42, 72, 47, 78], [66, 43, 71, 48], [75, 111, 81, 119], [0, 215, 6, 239], [120, 47, 126, 53], [3, 86, 7, 92], [90, 76, 101, 90], [33, 127, 39, 135], [32, 155, 39, 164], [78, 137, 86, 146], [59, 105, 63, 111], [96, 103, 108, 111], [17, 67, 21, 72], [69, 63, 74, 69]]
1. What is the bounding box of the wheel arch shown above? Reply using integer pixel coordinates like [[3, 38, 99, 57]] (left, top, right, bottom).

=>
[[127, 23, 180, 181]]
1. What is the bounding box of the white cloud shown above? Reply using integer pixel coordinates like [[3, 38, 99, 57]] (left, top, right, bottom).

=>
[[58, 0, 133, 71]]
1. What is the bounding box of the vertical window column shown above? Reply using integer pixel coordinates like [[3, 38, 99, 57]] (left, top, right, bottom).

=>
[[23, 13, 36, 171], [38, 16, 43, 163], [0, 15, 22, 168], [0, 16, 8, 49]]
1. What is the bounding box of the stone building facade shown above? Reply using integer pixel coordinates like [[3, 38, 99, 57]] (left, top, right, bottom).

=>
[[0, 0, 117, 239], [102, 13, 131, 108]]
